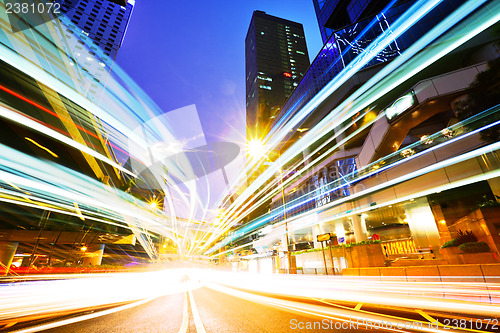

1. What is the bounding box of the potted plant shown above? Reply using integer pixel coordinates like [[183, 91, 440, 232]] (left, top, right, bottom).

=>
[[459, 241, 498, 264], [440, 230, 477, 264]]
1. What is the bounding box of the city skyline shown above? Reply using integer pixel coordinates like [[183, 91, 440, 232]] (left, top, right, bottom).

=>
[[115, 0, 323, 146], [0, 1, 499, 331]]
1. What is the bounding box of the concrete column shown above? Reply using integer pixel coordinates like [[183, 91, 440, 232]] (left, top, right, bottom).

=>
[[82, 244, 105, 266], [335, 220, 346, 244], [404, 197, 442, 258], [487, 177, 500, 203], [0, 241, 18, 274], [351, 215, 368, 243]]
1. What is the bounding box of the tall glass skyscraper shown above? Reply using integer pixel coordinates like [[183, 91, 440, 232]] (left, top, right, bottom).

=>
[[54, 0, 135, 99], [313, 0, 392, 44], [57, 0, 135, 60], [245, 11, 310, 142]]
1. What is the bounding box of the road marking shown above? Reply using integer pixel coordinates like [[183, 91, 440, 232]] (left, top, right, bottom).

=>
[[11, 298, 156, 333], [188, 290, 206, 333], [312, 297, 485, 333], [178, 293, 189, 333], [3, 321, 17, 329], [415, 309, 438, 323], [354, 303, 363, 310]]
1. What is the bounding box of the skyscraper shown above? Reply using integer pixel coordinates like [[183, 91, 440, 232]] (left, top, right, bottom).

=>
[[245, 11, 310, 142], [57, 0, 134, 60], [55, 0, 135, 99], [313, 0, 392, 43]]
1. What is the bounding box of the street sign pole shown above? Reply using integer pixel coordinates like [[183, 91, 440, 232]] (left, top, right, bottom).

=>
[[320, 241, 328, 276]]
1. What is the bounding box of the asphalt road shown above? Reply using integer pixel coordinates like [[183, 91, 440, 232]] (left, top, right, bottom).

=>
[[41, 286, 368, 333]]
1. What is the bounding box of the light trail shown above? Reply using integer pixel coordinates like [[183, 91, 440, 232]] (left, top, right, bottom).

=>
[[0, 103, 136, 177], [200, 270, 500, 317], [208, 123, 500, 254], [0, 143, 180, 242], [0, 269, 199, 324], [205, 0, 499, 251], [0, 269, 497, 332], [219, 0, 449, 207], [0, 4, 226, 252]]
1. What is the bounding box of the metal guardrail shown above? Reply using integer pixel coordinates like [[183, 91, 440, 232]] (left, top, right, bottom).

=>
[[279, 267, 339, 275]]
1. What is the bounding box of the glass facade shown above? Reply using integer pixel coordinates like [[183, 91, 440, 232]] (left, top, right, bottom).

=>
[[273, 0, 465, 131], [54, 0, 135, 99], [55, 0, 134, 60], [245, 11, 310, 141], [270, 157, 356, 222]]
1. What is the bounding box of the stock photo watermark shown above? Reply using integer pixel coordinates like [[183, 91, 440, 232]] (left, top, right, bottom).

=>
[[290, 318, 499, 331]]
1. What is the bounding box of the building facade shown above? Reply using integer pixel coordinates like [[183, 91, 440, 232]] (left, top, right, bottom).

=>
[[245, 11, 310, 142], [313, 0, 394, 44], [218, 0, 500, 272], [55, 0, 135, 99], [57, 0, 134, 60]]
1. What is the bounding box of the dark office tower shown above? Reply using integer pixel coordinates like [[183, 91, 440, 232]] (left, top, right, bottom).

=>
[[245, 11, 310, 142], [313, 0, 392, 43]]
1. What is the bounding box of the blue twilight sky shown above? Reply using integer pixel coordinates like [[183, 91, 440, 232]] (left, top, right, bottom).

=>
[[115, 0, 323, 146]]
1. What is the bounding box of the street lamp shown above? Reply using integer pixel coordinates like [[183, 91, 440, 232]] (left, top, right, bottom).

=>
[[247, 138, 267, 159], [246, 139, 293, 273]]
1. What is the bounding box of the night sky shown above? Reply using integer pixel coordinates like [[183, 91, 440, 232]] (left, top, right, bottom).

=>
[[115, 0, 323, 146]]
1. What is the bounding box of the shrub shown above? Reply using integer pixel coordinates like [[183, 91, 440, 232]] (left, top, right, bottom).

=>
[[459, 241, 490, 253], [442, 230, 477, 248], [441, 239, 459, 248], [344, 239, 381, 247], [456, 229, 477, 244]]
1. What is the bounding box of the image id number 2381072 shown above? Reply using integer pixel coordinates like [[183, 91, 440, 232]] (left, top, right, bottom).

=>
[[442, 318, 498, 330], [6, 1, 61, 15]]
